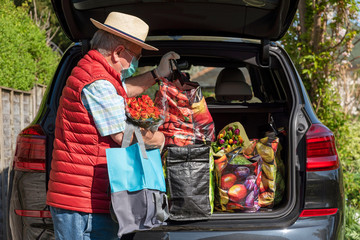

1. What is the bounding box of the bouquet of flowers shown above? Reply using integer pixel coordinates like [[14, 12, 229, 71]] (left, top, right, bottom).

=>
[[125, 95, 164, 130], [211, 122, 251, 157]]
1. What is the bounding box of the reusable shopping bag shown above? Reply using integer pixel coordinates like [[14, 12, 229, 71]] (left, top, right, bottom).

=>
[[213, 122, 262, 212], [162, 144, 214, 220], [106, 123, 169, 238], [248, 135, 285, 208], [214, 146, 262, 212], [155, 60, 215, 146]]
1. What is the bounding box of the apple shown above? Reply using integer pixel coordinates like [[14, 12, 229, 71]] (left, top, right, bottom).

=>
[[228, 184, 247, 202], [221, 173, 237, 190]]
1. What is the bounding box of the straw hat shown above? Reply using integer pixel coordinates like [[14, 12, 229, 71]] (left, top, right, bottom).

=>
[[90, 12, 158, 51]]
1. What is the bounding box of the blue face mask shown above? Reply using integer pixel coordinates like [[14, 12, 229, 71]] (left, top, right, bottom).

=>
[[121, 50, 139, 79]]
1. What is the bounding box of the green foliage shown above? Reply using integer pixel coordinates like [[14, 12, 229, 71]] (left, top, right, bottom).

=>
[[31, 0, 72, 51], [201, 90, 215, 99], [0, 0, 60, 90], [15, 0, 72, 51], [142, 84, 159, 100], [338, 120, 360, 207], [282, 1, 358, 126], [345, 205, 360, 240]]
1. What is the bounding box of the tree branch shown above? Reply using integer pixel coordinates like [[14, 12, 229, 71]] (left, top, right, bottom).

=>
[[324, 28, 348, 52], [298, 0, 307, 35]]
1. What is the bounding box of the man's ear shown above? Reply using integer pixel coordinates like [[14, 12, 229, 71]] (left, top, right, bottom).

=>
[[112, 45, 125, 63]]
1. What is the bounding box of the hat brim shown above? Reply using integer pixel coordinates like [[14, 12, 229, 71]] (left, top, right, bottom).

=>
[[90, 18, 158, 51]]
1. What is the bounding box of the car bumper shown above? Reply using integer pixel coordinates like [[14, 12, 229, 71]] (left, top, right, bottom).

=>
[[133, 212, 343, 240]]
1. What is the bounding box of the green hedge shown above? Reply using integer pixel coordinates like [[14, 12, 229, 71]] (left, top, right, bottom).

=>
[[0, 0, 60, 90]]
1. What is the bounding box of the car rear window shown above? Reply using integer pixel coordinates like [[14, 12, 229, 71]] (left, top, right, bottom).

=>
[[137, 64, 288, 104]]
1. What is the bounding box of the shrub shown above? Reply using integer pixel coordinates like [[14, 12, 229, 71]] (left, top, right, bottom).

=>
[[0, 0, 60, 90], [338, 119, 360, 206], [336, 118, 360, 240]]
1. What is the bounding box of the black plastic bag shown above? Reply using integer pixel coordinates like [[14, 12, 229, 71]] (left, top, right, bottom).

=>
[[163, 144, 214, 220]]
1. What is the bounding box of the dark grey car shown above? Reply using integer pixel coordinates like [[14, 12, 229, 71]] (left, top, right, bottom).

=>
[[7, 0, 344, 239]]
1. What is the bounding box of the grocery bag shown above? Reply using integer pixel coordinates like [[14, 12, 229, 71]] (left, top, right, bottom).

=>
[[248, 136, 285, 208], [162, 144, 214, 220], [106, 123, 169, 237], [155, 60, 215, 146], [214, 146, 262, 212]]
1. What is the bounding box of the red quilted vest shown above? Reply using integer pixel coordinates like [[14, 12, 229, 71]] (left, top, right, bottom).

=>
[[46, 50, 127, 213]]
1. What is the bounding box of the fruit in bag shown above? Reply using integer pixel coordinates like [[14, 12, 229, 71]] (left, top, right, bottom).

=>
[[256, 136, 285, 208], [228, 184, 247, 202], [214, 145, 262, 213], [234, 166, 250, 181], [221, 173, 237, 190]]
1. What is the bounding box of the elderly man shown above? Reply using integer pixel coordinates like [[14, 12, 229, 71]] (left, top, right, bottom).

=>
[[46, 12, 179, 239]]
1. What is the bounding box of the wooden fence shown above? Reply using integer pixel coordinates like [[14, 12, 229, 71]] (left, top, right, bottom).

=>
[[0, 84, 46, 239]]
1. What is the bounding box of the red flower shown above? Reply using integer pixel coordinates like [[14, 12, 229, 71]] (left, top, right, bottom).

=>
[[147, 107, 155, 113], [140, 112, 149, 119], [129, 109, 141, 120], [125, 95, 162, 125]]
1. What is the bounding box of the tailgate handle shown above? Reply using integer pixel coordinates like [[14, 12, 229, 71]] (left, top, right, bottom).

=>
[[260, 39, 270, 67]]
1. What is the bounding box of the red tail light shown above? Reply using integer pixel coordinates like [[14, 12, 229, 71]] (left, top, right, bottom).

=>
[[306, 124, 339, 171], [299, 208, 338, 217], [13, 124, 46, 172], [15, 210, 51, 218]]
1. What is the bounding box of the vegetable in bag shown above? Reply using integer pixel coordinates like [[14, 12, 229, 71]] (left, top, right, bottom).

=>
[[155, 76, 215, 146]]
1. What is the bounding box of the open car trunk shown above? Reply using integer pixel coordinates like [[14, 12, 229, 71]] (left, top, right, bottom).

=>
[[132, 39, 301, 228]]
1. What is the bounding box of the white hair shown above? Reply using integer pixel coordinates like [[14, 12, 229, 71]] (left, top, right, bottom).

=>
[[90, 30, 129, 56]]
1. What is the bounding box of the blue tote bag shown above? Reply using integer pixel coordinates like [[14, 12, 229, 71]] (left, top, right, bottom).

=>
[[106, 123, 168, 238], [106, 137, 166, 193]]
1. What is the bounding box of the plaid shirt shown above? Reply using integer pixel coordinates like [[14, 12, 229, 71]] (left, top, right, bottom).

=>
[[81, 80, 127, 136]]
